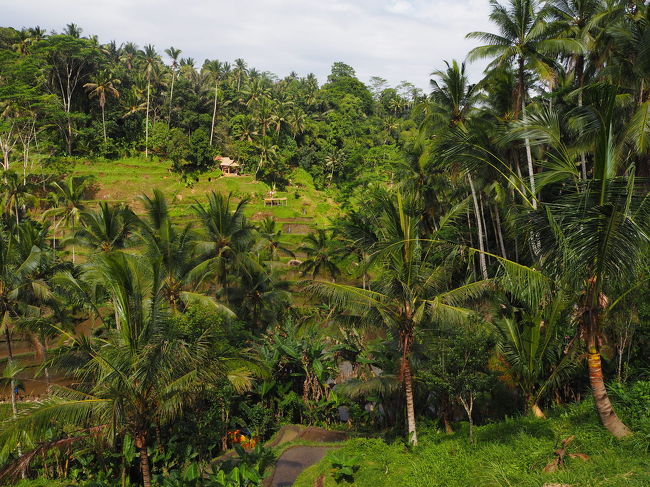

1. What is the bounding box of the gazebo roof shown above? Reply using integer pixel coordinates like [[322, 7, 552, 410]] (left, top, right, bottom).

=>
[[216, 157, 240, 167]]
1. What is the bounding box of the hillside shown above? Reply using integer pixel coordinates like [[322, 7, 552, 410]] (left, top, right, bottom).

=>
[[38, 156, 339, 238]]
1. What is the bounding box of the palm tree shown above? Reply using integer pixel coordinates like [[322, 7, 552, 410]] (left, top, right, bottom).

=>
[[428, 60, 481, 129], [0, 223, 47, 445], [74, 202, 138, 253], [255, 217, 294, 261], [139, 190, 231, 314], [84, 70, 121, 143], [288, 106, 307, 139], [121, 42, 138, 70], [467, 0, 580, 208], [305, 193, 489, 445], [254, 136, 278, 180], [233, 58, 248, 92], [428, 60, 490, 278], [547, 0, 608, 178], [0, 251, 262, 486], [43, 176, 88, 263], [191, 192, 254, 301], [164, 46, 182, 128], [229, 261, 291, 330], [204, 59, 225, 146], [298, 229, 342, 282], [139, 44, 159, 158], [324, 148, 346, 185], [489, 88, 649, 436], [494, 293, 579, 417]]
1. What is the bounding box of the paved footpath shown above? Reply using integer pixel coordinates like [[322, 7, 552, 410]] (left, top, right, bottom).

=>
[[269, 445, 331, 487]]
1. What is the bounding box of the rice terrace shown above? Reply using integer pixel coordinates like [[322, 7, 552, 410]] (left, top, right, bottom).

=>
[[0, 0, 649, 486]]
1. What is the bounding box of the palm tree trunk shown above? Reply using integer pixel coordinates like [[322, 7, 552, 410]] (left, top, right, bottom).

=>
[[468, 174, 488, 280], [145, 79, 151, 158], [210, 80, 219, 146], [167, 71, 175, 128], [586, 329, 631, 438], [136, 435, 152, 487], [516, 56, 537, 209], [531, 403, 546, 419], [101, 105, 107, 144], [403, 358, 417, 446], [492, 202, 507, 259]]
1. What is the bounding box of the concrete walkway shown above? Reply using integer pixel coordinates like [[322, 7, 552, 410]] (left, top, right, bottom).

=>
[[268, 445, 331, 487]]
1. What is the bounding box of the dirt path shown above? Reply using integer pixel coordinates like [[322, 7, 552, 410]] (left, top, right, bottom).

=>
[[268, 446, 331, 487]]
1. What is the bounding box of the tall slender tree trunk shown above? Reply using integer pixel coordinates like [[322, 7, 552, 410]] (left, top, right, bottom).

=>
[[136, 435, 152, 487], [586, 323, 631, 438], [66, 116, 73, 155], [167, 71, 175, 128], [479, 192, 490, 265], [468, 174, 488, 280], [516, 56, 537, 209], [210, 80, 219, 146], [492, 202, 507, 259], [145, 79, 151, 158], [403, 358, 418, 446], [101, 105, 107, 144]]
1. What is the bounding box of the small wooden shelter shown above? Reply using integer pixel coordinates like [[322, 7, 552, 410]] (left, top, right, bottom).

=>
[[263, 197, 288, 206], [215, 156, 241, 176]]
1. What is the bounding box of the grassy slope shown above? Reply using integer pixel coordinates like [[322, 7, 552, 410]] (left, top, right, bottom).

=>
[[294, 400, 650, 487], [36, 157, 338, 229]]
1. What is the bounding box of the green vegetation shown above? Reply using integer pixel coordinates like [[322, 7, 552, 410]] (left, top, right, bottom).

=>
[[0, 0, 649, 486], [295, 394, 650, 487]]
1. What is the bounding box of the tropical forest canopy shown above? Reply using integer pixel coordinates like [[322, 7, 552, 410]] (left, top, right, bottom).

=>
[[0, 1, 649, 486]]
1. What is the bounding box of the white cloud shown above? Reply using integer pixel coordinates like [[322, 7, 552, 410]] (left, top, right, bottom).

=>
[[2, 0, 493, 90]]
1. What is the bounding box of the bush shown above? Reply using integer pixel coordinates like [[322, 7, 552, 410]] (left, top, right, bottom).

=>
[[329, 451, 360, 483]]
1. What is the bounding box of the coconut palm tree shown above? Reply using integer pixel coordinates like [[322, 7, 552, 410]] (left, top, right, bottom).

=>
[[139, 190, 232, 314], [254, 136, 278, 180], [255, 217, 294, 261], [298, 229, 342, 282], [74, 202, 138, 253], [0, 251, 262, 486], [204, 59, 226, 146], [83, 70, 121, 143], [0, 223, 48, 445], [547, 0, 609, 178], [232, 58, 248, 92], [305, 193, 489, 445], [164, 46, 182, 128], [494, 293, 579, 417], [485, 87, 649, 437], [139, 44, 159, 158], [43, 176, 88, 263], [190, 192, 254, 302], [427, 60, 490, 279], [467, 0, 580, 207]]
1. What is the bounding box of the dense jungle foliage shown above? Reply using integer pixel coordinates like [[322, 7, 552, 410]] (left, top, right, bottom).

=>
[[0, 0, 649, 486]]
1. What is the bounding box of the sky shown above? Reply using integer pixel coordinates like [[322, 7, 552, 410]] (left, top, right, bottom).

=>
[[3, 0, 493, 91]]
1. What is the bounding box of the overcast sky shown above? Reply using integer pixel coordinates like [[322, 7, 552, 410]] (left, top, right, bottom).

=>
[[3, 0, 493, 91]]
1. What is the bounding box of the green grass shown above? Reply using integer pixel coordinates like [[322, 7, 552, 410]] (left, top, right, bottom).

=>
[[294, 400, 650, 487], [27, 157, 338, 228]]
